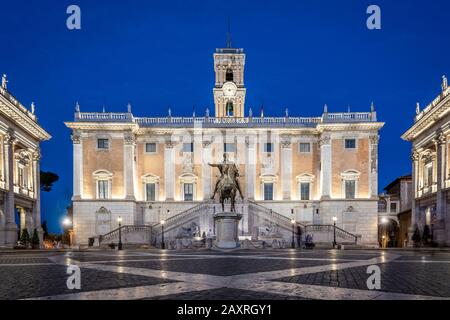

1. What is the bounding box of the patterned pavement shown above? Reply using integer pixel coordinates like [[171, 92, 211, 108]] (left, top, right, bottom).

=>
[[0, 249, 449, 300]]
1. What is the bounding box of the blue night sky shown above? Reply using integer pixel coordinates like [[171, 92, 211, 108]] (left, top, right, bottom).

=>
[[1, 0, 449, 233]]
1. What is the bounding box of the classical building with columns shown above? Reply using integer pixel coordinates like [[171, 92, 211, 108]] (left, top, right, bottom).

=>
[[65, 41, 384, 247], [0, 75, 51, 247], [402, 75, 450, 246]]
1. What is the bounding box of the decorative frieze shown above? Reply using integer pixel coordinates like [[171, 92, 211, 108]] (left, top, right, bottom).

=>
[[124, 132, 136, 145]]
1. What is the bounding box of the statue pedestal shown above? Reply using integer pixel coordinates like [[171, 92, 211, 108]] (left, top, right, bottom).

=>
[[214, 212, 242, 249]]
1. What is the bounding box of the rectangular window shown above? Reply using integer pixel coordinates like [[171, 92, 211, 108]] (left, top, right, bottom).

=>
[[182, 143, 194, 153], [97, 138, 109, 150], [98, 180, 109, 199], [300, 183, 310, 201], [299, 143, 311, 153], [390, 202, 397, 213], [263, 183, 274, 201], [145, 143, 157, 153], [18, 167, 24, 187], [146, 183, 156, 202], [425, 165, 433, 187], [345, 180, 356, 199], [224, 143, 236, 153], [264, 143, 274, 153], [344, 139, 356, 150], [184, 183, 194, 201]]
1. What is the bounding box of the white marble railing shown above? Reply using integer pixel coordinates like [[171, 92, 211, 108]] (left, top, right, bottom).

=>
[[75, 112, 375, 127]]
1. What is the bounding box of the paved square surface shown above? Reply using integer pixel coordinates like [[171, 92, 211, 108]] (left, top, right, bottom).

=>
[[0, 249, 449, 300]]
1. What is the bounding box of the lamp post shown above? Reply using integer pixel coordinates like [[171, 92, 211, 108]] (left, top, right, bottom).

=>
[[117, 217, 123, 250], [161, 220, 166, 249], [63, 218, 72, 247], [291, 219, 296, 249], [332, 216, 337, 249], [380, 217, 388, 248]]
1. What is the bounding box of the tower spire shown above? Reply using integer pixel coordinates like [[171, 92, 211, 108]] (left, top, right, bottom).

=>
[[226, 17, 232, 48]]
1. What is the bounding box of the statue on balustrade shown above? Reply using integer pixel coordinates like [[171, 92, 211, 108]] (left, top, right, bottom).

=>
[[209, 153, 244, 212]]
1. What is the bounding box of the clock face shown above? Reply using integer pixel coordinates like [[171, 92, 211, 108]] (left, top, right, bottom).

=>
[[223, 82, 237, 97]]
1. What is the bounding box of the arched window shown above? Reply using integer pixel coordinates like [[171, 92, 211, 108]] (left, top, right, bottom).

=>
[[226, 102, 234, 117], [226, 69, 234, 82]]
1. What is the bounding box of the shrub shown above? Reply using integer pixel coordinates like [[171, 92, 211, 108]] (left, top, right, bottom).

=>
[[31, 229, 40, 249], [20, 229, 31, 247]]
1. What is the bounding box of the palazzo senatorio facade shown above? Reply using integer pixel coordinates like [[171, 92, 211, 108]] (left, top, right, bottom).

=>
[[66, 43, 384, 247], [0, 76, 51, 247], [402, 76, 450, 246]]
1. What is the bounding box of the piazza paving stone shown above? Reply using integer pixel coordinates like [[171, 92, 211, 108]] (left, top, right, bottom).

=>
[[0, 264, 176, 300], [0, 257, 52, 264], [148, 287, 308, 300], [104, 258, 332, 276], [275, 261, 450, 297]]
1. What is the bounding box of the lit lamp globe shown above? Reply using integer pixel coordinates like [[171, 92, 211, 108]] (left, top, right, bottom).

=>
[[63, 218, 72, 227], [117, 217, 123, 224], [332, 217, 338, 223], [291, 219, 296, 225]]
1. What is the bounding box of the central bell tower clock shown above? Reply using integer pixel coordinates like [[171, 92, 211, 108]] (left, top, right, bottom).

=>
[[213, 32, 246, 118]]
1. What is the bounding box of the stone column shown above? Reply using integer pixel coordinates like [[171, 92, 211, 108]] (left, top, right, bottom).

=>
[[202, 140, 212, 200], [4, 130, 17, 245], [124, 132, 136, 200], [319, 134, 332, 199], [245, 135, 256, 200], [281, 135, 292, 200], [434, 133, 446, 244], [409, 150, 419, 246], [32, 149, 43, 242], [164, 139, 176, 201], [369, 135, 379, 198], [71, 130, 83, 200]]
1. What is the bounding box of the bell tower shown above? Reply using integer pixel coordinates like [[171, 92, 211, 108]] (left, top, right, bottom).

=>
[[213, 23, 246, 118]]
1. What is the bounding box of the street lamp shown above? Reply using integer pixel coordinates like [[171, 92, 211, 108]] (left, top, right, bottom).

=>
[[291, 219, 296, 249], [332, 216, 338, 249], [380, 218, 388, 248], [117, 217, 123, 251], [161, 220, 166, 249], [63, 218, 72, 247]]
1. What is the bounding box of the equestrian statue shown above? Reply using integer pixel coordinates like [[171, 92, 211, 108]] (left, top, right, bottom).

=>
[[208, 153, 244, 212]]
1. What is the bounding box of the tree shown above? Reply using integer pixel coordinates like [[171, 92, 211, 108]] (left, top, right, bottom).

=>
[[41, 220, 49, 240], [31, 229, 40, 249], [40, 171, 59, 192], [20, 229, 31, 247]]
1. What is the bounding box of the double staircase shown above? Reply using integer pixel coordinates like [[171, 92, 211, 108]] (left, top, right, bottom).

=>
[[96, 200, 361, 248]]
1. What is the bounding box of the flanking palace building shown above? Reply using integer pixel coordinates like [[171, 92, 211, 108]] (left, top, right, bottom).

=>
[[402, 76, 450, 246], [0, 76, 51, 247], [66, 41, 384, 247]]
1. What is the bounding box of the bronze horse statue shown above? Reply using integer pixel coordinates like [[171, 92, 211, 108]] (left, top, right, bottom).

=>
[[209, 154, 243, 212]]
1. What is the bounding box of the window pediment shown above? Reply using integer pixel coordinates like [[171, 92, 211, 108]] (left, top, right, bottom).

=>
[[341, 170, 360, 180], [142, 173, 160, 184], [296, 173, 315, 183]]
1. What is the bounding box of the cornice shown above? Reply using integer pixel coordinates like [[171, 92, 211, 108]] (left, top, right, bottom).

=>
[[317, 122, 385, 132], [0, 95, 51, 141], [65, 122, 138, 132], [402, 94, 450, 141]]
